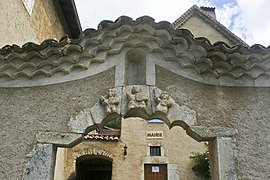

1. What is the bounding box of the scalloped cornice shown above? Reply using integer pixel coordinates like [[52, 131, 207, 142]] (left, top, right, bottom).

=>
[[0, 16, 270, 87]]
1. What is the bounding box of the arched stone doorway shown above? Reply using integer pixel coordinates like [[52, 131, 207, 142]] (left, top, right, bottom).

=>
[[76, 155, 112, 180], [24, 86, 238, 180]]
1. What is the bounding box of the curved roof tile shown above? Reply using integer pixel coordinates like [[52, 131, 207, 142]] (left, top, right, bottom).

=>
[[0, 16, 269, 87]]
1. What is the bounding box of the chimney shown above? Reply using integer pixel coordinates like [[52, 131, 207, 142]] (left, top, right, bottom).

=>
[[200, 6, 216, 19]]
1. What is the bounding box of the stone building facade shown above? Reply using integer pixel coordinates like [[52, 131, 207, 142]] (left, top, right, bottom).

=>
[[0, 5, 270, 180], [0, 0, 81, 47], [56, 118, 205, 180]]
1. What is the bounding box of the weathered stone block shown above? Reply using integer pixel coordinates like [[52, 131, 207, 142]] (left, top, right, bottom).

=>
[[122, 85, 152, 119], [36, 131, 82, 147], [91, 87, 122, 125], [168, 164, 180, 180], [23, 143, 56, 180], [210, 137, 238, 180], [68, 108, 93, 133], [167, 103, 197, 128], [187, 126, 238, 141]]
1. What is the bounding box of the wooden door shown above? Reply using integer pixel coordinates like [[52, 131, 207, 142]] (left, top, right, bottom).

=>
[[144, 164, 167, 180]]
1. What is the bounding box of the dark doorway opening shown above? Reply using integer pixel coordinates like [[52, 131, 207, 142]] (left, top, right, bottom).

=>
[[144, 164, 167, 180], [76, 156, 112, 180]]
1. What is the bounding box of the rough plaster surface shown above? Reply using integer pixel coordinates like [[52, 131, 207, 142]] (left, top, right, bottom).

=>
[[180, 15, 233, 46], [31, 0, 67, 43], [0, 0, 66, 47], [156, 66, 270, 179], [0, 68, 114, 179]]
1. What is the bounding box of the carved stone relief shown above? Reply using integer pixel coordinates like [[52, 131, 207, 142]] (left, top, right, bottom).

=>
[[127, 86, 149, 111], [90, 87, 122, 128], [100, 88, 120, 114], [67, 86, 196, 133], [154, 90, 173, 114]]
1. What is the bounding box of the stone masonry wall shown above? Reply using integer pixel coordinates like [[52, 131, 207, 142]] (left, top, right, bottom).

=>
[[0, 68, 114, 179], [156, 66, 270, 179]]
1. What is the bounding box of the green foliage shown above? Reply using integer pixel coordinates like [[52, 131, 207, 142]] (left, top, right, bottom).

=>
[[105, 118, 121, 129], [189, 152, 211, 179]]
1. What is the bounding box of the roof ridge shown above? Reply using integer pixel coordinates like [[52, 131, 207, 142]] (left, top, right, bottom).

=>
[[172, 5, 249, 47]]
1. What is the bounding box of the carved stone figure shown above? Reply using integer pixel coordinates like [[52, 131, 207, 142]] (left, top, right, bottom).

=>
[[100, 88, 119, 114], [127, 86, 149, 110], [155, 90, 173, 114]]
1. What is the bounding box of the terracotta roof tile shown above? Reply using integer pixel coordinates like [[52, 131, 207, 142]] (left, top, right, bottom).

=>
[[84, 130, 120, 141]]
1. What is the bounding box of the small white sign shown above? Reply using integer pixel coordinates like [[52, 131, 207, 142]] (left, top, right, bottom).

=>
[[152, 166, 159, 172], [146, 131, 163, 139]]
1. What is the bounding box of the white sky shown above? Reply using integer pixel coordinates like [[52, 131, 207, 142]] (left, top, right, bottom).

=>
[[75, 0, 270, 47]]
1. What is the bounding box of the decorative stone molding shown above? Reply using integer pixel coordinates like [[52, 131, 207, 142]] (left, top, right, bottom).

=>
[[1, 16, 270, 87], [74, 148, 113, 159], [67, 85, 197, 133]]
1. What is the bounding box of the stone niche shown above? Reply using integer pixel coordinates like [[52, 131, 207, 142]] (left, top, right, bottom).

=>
[[125, 48, 147, 85]]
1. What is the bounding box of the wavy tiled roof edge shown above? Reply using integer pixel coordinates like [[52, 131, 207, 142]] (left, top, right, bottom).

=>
[[1, 15, 269, 54], [172, 5, 249, 47], [0, 16, 270, 87]]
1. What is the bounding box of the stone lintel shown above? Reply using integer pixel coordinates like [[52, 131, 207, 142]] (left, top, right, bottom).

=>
[[36, 131, 82, 147], [186, 126, 238, 141]]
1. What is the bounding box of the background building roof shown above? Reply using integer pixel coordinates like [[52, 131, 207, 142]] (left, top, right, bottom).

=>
[[173, 5, 249, 47], [56, 0, 82, 38]]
